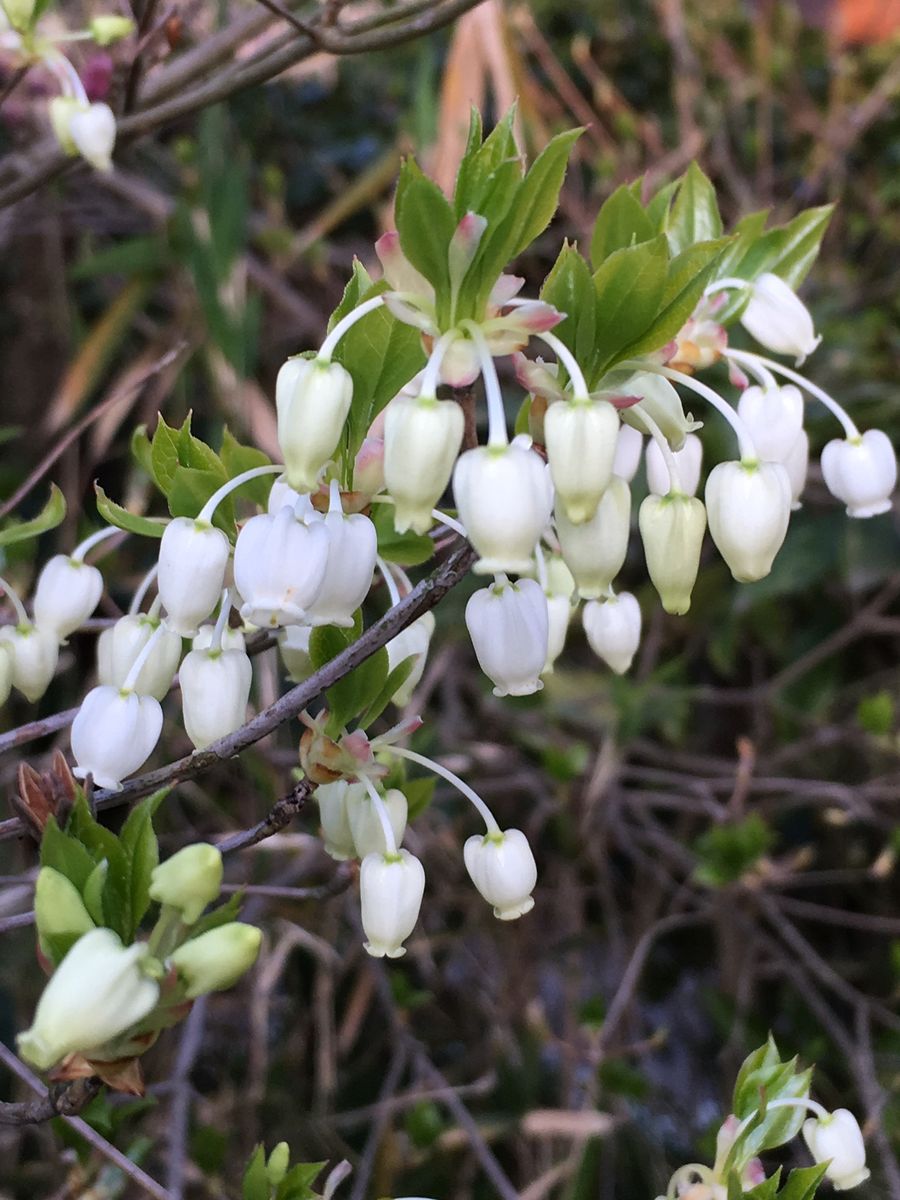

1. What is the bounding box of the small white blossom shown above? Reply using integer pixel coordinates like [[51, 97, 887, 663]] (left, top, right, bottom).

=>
[[71, 685, 163, 790], [360, 850, 426, 959], [705, 460, 791, 582], [740, 273, 821, 364], [802, 1110, 870, 1191], [33, 555, 103, 642], [464, 829, 537, 920], [582, 593, 641, 675], [820, 429, 896, 518], [465, 578, 549, 697], [158, 518, 230, 637]]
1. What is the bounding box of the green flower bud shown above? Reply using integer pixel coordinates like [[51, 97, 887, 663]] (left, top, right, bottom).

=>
[[170, 923, 261, 999], [266, 1143, 290, 1187], [149, 844, 223, 925], [34, 867, 95, 958], [638, 493, 707, 615], [89, 14, 135, 44]]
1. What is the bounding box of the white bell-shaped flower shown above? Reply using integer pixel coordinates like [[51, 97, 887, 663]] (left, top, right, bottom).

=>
[[802, 1110, 870, 1191], [315, 780, 361, 860], [582, 593, 641, 675], [736, 384, 804, 463], [646, 433, 704, 498], [234, 506, 329, 628], [705, 461, 791, 582], [0, 642, 12, 706], [740, 273, 821, 364], [453, 436, 554, 575], [544, 398, 619, 524], [785, 430, 810, 510], [179, 644, 252, 750], [305, 508, 377, 628], [821, 429, 896, 519], [97, 614, 183, 700], [543, 594, 573, 675], [464, 828, 537, 920], [555, 476, 631, 600], [638, 494, 707, 615], [384, 394, 465, 534], [267, 474, 304, 515], [360, 849, 426, 959], [158, 517, 230, 637], [0, 624, 58, 702], [465, 578, 549, 697], [612, 423, 643, 482], [386, 612, 436, 706], [192, 622, 245, 652], [71, 685, 163, 790], [68, 102, 116, 171], [33, 556, 103, 642], [278, 624, 313, 683], [347, 787, 408, 858], [276, 357, 353, 491], [16, 929, 159, 1070]]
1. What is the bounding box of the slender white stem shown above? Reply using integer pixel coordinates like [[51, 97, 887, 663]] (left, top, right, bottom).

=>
[[431, 509, 467, 539], [385, 745, 501, 835], [328, 478, 343, 515], [49, 30, 95, 42], [0, 576, 29, 627], [704, 276, 753, 296], [729, 1096, 829, 1149], [72, 525, 120, 562], [197, 464, 283, 526], [532, 330, 590, 401], [420, 330, 459, 398], [730, 351, 779, 393], [534, 543, 548, 592], [376, 556, 401, 607], [639, 408, 685, 494], [726, 348, 859, 440], [460, 320, 508, 449], [122, 623, 166, 693], [318, 296, 386, 361], [209, 590, 232, 654], [45, 51, 89, 103], [361, 775, 399, 857], [128, 564, 159, 615], [625, 360, 758, 462], [146, 594, 163, 621]]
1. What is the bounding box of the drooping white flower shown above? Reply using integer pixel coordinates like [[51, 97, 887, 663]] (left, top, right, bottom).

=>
[[638, 494, 707, 615], [736, 384, 805, 463], [465, 577, 549, 697], [33, 556, 103, 642], [360, 849, 426, 959], [68, 102, 117, 171], [276, 357, 353, 492], [0, 642, 11, 706], [541, 555, 576, 675], [384, 394, 465, 534], [820, 429, 896, 519], [315, 780, 361, 860], [149, 844, 223, 924], [347, 786, 408, 858], [97, 614, 183, 700], [17, 929, 159, 1070], [234, 506, 329, 628], [158, 517, 230, 637], [582, 593, 641, 675], [71, 685, 163, 790], [267, 474, 304, 515], [705, 460, 791, 582], [740, 273, 821, 364], [464, 829, 537, 920], [192, 622, 245, 652], [179, 644, 252, 750], [555, 477, 631, 600], [543, 398, 619, 524], [612, 422, 643, 482], [802, 1110, 870, 1191], [784, 429, 810, 510], [386, 611, 436, 706], [645, 432, 704, 498], [453, 436, 554, 575], [0, 624, 58, 702], [169, 923, 261, 999], [304, 506, 377, 628]]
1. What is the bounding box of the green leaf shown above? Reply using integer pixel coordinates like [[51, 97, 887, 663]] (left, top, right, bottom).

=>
[[404, 775, 436, 820], [68, 796, 132, 941], [373, 506, 435, 567], [616, 237, 732, 362], [357, 657, 416, 730], [644, 179, 678, 231], [309, 621, 390, 733], [744, 1167, 782, 1199], [730, 1038, 812, 1162], [666, 162, 723, 254], [0, 485, 66, 549], [540, 242, 597, 368], [275, 1162, 326, 1200], [506, 127, 582, 258], [168, 466, 232, 532], [150, 414, 182, 493], [591, 235, 669, 378], [453, 107, 519, 219], [590, 184, 655, 265], [242, 1146, 270, 1200], [776, 1164, 829, 1200], [40, 816, 96, 892], [693, 814, 772, 886], [70, 236, 171, 281], [82, 860, 108, 926], [395, 158, 457, 297], [189, 891, 244, 939], [119, 790, 167, 935], [220, 428, 273, 507], [95, 485, 168, 539], [131, 425, 154, 476]]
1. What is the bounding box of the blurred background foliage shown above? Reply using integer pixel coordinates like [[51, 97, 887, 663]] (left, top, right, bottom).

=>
[[2, 0, 900, 1197]]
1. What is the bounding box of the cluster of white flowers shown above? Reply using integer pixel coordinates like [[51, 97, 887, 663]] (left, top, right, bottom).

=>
[[0, 0, 132, 172]]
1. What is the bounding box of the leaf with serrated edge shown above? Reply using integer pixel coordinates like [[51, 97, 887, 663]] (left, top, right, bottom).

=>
[[0, 485, 66, 549], [95, 485, 168, 539]]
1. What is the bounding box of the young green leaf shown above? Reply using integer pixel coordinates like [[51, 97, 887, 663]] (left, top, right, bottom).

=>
[[119, 790, 167, 934], [590, 184, 655, 265], [0, 485, 67, 549], [242, 1145, 270, 1200], [540, 242, 597, 367], [506, 127, 582, 258], [40, 816, 96, 893], [666, 162, 724, 254], [395, 158, 457, 298], [357, 657, 416, 730], [592, 235, 669, 379], [95, 485, 168, 539], [774, 1164, 829, 1200]]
